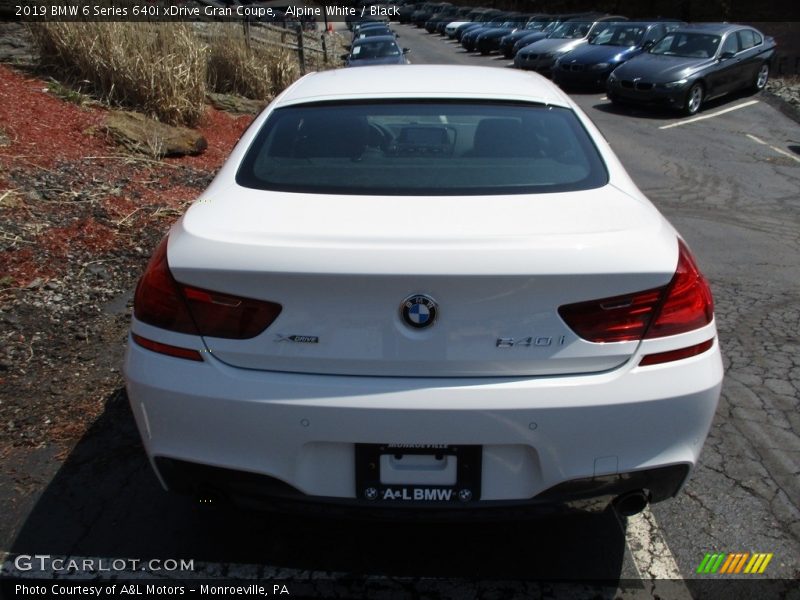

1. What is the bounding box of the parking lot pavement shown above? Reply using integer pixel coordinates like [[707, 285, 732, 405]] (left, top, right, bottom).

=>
[[1, 23, 798, 599], [395, 21, 800, 582]]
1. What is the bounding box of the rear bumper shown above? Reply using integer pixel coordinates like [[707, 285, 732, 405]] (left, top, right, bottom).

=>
[[157, 456, 689, 519], [125, 328, 723, 513]]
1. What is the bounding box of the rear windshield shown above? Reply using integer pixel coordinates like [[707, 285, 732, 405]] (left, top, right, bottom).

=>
[[236, 102, 608, 195], [351, 40, 401, 58]]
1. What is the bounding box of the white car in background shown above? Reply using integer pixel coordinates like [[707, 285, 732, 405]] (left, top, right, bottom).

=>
[[125, 65, 722, 517]]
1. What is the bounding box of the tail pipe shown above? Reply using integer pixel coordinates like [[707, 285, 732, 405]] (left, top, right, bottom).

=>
[[613, 490, 649, 517]]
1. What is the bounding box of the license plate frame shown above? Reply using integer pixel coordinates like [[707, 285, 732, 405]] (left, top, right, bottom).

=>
[[355, 444, 481, 505]]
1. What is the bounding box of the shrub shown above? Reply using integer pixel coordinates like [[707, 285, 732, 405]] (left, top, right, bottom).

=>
[[29, 22, 207, 126], [206, 23, 299, 101]]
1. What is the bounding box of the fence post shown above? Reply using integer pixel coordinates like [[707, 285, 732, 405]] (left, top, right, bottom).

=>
[[243, 17, 251, 51], [296, 28, 306, 74]]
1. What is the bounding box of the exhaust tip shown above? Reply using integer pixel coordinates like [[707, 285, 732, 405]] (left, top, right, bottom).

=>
[[613, 490, 649, 517]]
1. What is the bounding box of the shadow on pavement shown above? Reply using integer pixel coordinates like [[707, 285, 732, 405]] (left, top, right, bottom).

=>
[[8, 388, 629, 581], [592, 88, 763, 120]]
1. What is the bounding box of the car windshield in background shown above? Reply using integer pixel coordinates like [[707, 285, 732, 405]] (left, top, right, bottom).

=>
[[550, 21, 592, 39], [351, 40, 402, 59], [590, 24, 646, 46], [650, 32, 721, 58], [237, 102, 608, 195]]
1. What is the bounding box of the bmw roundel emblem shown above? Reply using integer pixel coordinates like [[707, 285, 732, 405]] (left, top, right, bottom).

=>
[[400, 294, 438, 329]]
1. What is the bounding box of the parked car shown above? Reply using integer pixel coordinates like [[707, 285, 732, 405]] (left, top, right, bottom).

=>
[[397, 0, 423, 23], [474, 16, 531, 55], [607, 23, 776, 115], [353, 26, 398, 41], [444, 7, 496, 39], [411, 1, 451, 27], [461, 14, 522, 52], [125, 65, 722, 518], [341, 36, 410, 66], [453, 9, 503, 41], [391, 0, 419, 21], [352, 20, 392, 35], [553, 21, 684, 89], [507, 14, 590, 59], [424, 4, 461, 32], [515, 15, 627, 74], [433, 6, 472, 34], [456, 11, 509, 43]]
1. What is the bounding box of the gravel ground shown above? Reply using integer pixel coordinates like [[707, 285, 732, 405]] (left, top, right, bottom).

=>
[[0, 61, 251, 453], [766, 76, 800, 115]]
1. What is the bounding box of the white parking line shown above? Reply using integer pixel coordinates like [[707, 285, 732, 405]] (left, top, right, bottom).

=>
[[658, 100, 760, 129], [746, 133, 800, 164], [623, 507, 692, 598]]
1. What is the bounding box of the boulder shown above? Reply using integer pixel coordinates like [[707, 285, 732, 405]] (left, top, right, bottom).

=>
[[207, 92, 265, 115], [104, 111, 207, 157]]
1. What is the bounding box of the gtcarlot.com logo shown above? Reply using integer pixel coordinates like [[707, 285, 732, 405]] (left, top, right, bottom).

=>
[[13, 554, 194, 573], [696, 552, 774, 574]]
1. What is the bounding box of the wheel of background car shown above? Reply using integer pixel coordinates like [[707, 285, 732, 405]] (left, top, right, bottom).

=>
[[753, 63, 769, 91], [684, 83, 704, 116]]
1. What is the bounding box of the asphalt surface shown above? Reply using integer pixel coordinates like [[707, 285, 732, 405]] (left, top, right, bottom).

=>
[[2, 22, 799, 600], [400, 21, 800, 583]]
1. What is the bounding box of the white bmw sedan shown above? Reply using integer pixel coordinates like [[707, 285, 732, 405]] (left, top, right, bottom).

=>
[[124, 65, 722, 517]]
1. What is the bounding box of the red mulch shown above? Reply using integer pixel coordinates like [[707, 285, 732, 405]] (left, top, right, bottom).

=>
[[0, 62, 251, 288], [0, 65, 108, 166], [0, 62, 254, 449]]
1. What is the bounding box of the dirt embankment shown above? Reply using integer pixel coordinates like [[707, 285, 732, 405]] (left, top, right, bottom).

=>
[[0, 61, 252, 451]]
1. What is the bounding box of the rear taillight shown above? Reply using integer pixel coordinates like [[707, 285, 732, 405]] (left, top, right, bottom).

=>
[[133, 238, 198, 335], [557, 287, 663, 343], [559, 240, 714, 343], [134, 237, 282, 339], [644, 240, 714, 339]]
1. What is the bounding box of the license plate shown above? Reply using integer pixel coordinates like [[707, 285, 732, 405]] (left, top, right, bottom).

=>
[[355, 444, 481, 504]]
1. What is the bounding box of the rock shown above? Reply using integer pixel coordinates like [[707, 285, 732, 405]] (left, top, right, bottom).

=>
[[104, 111, 208, 158], [207, 92, 265, 116]]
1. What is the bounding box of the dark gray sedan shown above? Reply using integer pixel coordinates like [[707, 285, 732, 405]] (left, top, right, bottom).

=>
[[607, 23, 776, 115], [342, 36, 410, 67]]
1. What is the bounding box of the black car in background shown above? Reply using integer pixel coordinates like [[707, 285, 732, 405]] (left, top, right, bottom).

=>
[[553, 21, 683, 89], [432, 6, 472, 34], [398, 1, 424, 23], [452, 9, 503, 40], [495, 15, 551, 57], [462, 13, 523, 52], [412, 2, 451, 27], [342, 35, 410, 66], [474, 16, 530, 54], [607, 23, 776, 115], [424, 4, 461, 32], [508, 13, 597, 58]]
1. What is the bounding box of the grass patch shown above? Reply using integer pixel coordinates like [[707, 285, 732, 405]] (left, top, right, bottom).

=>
[[45, 78, 94, 106], [29, 22, 207, 126], [206, 23, 298, 101]]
